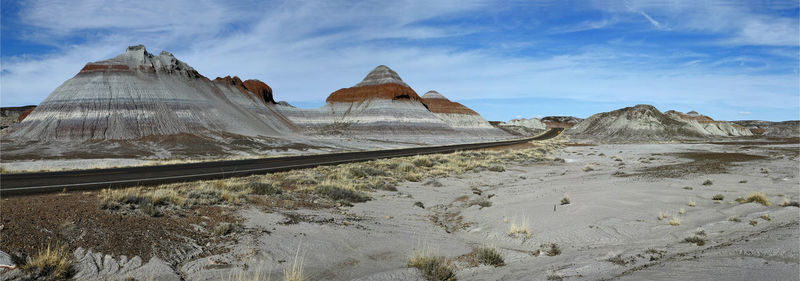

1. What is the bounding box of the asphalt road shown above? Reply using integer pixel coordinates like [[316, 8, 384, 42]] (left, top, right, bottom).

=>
[[0, 128, 562, 196]]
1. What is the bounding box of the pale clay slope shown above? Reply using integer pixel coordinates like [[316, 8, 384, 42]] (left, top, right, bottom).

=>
[[177, 142, 797, 280], [502, 118, 547, 130], [421, 90, 497, 130]]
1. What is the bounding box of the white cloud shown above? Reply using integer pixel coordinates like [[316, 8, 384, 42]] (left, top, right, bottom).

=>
[[1, 0, 797, 122]]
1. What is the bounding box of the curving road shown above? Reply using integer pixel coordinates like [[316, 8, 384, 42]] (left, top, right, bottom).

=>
[[0, 128, 562, 196]]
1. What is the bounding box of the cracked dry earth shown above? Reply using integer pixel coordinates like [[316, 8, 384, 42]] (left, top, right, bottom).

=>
[[2, 140, 799, 280]]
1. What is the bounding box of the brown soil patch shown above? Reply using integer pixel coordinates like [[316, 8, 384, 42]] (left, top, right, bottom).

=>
[[0, 191, 236, 264], [635, 152, 768, 178]]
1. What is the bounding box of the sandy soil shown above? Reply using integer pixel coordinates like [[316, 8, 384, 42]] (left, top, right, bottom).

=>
[[2, 140, 798, 280], [183, 141, 799, 280]]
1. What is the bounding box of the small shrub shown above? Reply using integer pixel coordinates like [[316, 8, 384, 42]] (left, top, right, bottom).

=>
[[476, 246, 504, 267], [679, 208, 685, 215], [413, 158, 434, 168], [349, 166, 387, 178], [739, 180, 747, 183], [248, 182, 281, 195], [214, 222, 234, 236], [407, 253, 456, 281], [405, 172, 423, 182], [604, 254, 633, 265], [684, 236, 706, 246], [314, 185, 369, 203], [702, 179, 713, 185], [414, 201, 425, 209], [712, 194, 724, 201], [744, 192, 772, 206], [560, 194, 570, 205], [488, 165, 505, 172], [139, 200, 162, 217], [546, 274, 564, 281], [735, 197, 747, 204], [21, 244, 73, 280], [683, 186, 693, 190], [728, 216, 741, 222], [668, 217, 680, 226], [749, 219, 758, 226], [760, 214, 771, 221], [780, 199, 800, 207], [688, 200, 696, 207], [657, 212, 669, 221], [582, 165, 594, 172], [543, 243, 561, 256]]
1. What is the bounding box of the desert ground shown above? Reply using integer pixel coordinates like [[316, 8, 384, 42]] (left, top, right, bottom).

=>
[[2, 136, 798, 281]]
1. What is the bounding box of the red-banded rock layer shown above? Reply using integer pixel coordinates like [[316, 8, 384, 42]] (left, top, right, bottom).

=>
[[213, 76, 275, 105], [326, 83, 421, 103], [665, 110, 751, 136], [421, 91, 478, 115]]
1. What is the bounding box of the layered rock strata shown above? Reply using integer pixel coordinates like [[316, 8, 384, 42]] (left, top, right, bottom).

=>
[[541, 116, 582, 128], [3, 45, 297, 141]]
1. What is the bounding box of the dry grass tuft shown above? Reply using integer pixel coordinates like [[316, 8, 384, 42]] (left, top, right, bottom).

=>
[[283, 248, 305, 281], [780, 199, 800, 207], [407, 250, 457, 281], [508, 217, 532, 239], [560, 194, 570, 205], [743, 192, 772, 206], [712, 194, 724, 201], [657, 212, 670, 221], [749, 219, 758, 226], [702, 179, 713, 185], [668, 217, 681, 226], [688, 200, 696, 207], [679, 208, 685, 215], [728, 216, 741, 222], [21, 244, 73, 280], [582, 164, 594, 172], [475, 246, 504, 267], [760, 214, 771, 221]]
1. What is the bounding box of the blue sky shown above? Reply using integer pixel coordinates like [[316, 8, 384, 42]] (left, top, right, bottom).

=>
[[1, 0, 798, 121]]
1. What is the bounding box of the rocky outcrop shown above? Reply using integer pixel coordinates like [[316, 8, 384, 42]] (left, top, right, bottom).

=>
[[541, 116, 582, 128], [497, 117, 547, 136], [733, 120, 800, 137], [665, 110, 752, 137], [2, 45, 297, 141], [0, 105, 36, 130]]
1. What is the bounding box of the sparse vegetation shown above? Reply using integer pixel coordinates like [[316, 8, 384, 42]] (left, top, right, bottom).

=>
[[487, 165, 505, 172], [543, 243, 561, 256], [414, 201, 425, 209], [688, 200, 696, 207], [683, 186, 693, 190], [712, 194, 724, 201], [760, 214, 771, 221], [604, 254, 633, 265], [214, 222, 234, 236], [729, 216, 741, 222], [668, 217, 681, 226], [582, 164, 594, 172], [476, 246, 504, 267], [284, 248, 305, 281], [509, 217, 532, 239], [21, 244, 73, 280], [780, 199, 800, 207], [684, 235, 706, 246], [560, 194, 570, 205], [314, 184, 369, 203], [679, 208, 685, 215], [743, 192, 772, 206], [749, 219, 758, 226], [408, 251, 457, 281], [702, 179, 713, 185], [657, 212, 670, 221]]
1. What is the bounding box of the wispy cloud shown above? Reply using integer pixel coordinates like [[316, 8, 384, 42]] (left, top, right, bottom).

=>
[[1, 0, 797, 121]]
